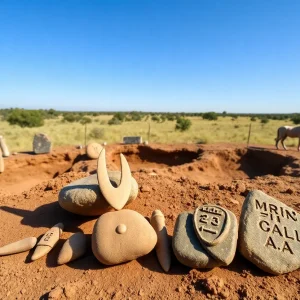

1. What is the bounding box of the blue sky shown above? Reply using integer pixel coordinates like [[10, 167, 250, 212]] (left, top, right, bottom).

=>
[[0, 1, 299, 113]]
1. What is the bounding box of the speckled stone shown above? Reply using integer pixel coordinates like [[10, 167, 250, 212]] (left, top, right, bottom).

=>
[[239, 190, 300, 274], [33, 133, 52, 154], [172, 212, 222, 269], [58, 172, 138, 216]]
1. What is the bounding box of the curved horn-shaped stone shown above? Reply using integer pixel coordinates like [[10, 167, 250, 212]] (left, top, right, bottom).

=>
[[97, 148, 132, 210]]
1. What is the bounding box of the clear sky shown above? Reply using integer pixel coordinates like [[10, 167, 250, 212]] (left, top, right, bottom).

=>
[[0, 1, 299, 113]]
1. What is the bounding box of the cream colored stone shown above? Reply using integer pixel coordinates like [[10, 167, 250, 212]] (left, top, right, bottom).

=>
[[58, 172, 138, 216], [57, 232, 86, 265], [86, 143, 103, 159], [97, 148, 132, 210], [0, 136, 10, 157], [0, 237, 37, 256], [31, 223, 64, 261], [150, 210, 171, 272], [92, 210, 157, 265]]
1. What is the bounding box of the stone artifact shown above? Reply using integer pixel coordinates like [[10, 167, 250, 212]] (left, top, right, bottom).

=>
[[86, 142, 103, 159], [97, 148, 132, 210], [92, 210, 157, 265], [173, 212, 222, 269], [0, 136, 10, 157], [58, 172, 138, 216], [103, 142, 107, 146], [150, 210, 171, 272], [123, 136, 143, 144], [144, 140, 149, 145], [57, 232, 86, 265], [193, 205, 238, 265], [33, 133, 52, 154], [239, 190, 300, 275], [31, 223, 64, 261], [0, 237, 37, 256], [0, 148, 4, 173]]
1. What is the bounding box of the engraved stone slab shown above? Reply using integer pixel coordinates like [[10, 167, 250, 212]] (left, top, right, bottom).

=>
[[172, 212, 223, 269], [0, 136, 10, 157], [193, 205, 238, 265], [92, 210, 157, 265], [86, 142, 103, 159], [33, 133, 52, 154], [239, 190, 300, 274], [123, 136, 143, 144], [58, 172, 138, 216]]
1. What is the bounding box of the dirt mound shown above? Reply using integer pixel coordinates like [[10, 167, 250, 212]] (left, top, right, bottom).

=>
[[0, 143, 300, 299]]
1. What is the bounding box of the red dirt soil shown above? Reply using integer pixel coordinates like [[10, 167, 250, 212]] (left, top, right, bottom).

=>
[[0, 143, 300, 299]]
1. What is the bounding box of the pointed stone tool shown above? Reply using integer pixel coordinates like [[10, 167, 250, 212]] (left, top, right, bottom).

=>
[[97, 148, 132, 210], [0, 237, 37, 256], [31, 223, 64, 261], [0, 136, 10, 157], [57, 232, 86, 265], [150, 210, 171, 272]]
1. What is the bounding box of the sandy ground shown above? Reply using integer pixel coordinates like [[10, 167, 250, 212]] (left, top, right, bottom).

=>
[[0, 143, 300, 300]]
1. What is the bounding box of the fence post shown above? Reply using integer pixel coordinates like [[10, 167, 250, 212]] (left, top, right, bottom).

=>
[[148, 122, 151, 142], [247, 123, 252, 148]]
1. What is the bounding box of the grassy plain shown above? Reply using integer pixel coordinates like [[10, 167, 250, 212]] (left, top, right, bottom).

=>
[[0, 115, 297, 152]]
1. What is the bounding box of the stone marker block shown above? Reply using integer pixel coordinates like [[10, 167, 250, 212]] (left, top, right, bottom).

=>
[[33, 133, 52, 154], [193, 205, 238, 265], [0, 136, 10, 157], [239, 190, 300, 274], [123, 136, 143, 144]]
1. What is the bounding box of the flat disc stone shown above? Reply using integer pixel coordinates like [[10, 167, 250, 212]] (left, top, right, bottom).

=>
[[172, 212, 222, 269], [239, 190, 300, 274], [193, 205, 238, 266]]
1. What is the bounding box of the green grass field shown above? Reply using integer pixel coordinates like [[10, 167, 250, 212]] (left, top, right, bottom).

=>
[[0, 115, 297, 152]]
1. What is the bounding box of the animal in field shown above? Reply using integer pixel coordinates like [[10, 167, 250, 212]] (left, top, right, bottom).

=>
[[275, 126, 300, 151]]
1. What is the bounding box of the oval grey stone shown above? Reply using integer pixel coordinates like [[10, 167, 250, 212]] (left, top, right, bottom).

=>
[[172, 212, 222, 269], [58, 172, 138, 216]]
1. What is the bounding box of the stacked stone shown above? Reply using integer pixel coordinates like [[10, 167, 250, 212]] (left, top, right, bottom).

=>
[[173, 204, 238, 269]]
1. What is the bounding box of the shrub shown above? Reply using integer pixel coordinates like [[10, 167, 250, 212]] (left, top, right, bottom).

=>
[[89, 127, 105, 139], [113, 112, 126, 122], [202, 112, 218, 121], [108, 117, 122, 125], [80, 116, 92, 125], [6, 109, 44, 127], [260, 118, 269, 124], [250, 116, 256, 122], [151, 115, 160, 122], [166, 114, 175, 121], [62, 113, 82, 123], [175, 117, 192, 131], [291, 115, 300, 125]]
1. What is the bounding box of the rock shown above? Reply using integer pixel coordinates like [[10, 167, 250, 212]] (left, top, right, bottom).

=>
[[57, 232, 86, 265], [123, 136, 143, 144], [239, 190, 300, 274], [172, 212, 222, 269], [0, 148, 4, 173], [150, 210, 171, 272], [48, 286, 63, 299], [31, 223, 64, 261], [0, 136, 10, 157], [33, 133, 51, 154], [103, 142, 107, 146], [193, 205, 238, 265], [144, 140, 149, 145], [140, 185, 151, 193], [0, 237, 37, 256], [86, 142, 103, 159], [58, 172, 138, 216], [92, 210, 157, 265]]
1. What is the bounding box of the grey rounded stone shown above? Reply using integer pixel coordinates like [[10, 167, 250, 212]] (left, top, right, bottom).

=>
[[58, 172, 139, 216], [33, 133, 51, 154], [172, 212, 222, 269], [239, 190, 300, 274]]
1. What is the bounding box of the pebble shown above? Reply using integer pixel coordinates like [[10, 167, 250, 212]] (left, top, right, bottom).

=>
[[92, 210, 157, 265], [58, 172, 138, 216], [239, 190, 300, 274], [31, 223, 64, 261], [57, 232, 86, 265]]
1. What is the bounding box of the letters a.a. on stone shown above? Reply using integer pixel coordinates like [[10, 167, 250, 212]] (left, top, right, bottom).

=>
[[239, 190, 300, 275]]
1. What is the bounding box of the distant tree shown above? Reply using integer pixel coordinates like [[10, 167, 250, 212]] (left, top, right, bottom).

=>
[[6, 109, 44, 127], [250, 116, 257, 122], [151, 115, 160, 122], [291, 115, 300, 125], [80, 116, 92, 125], [260, 117, 269, 124], [113, 112, 126, 122], [62, 113, 82, 122], [222, 111, 227, 117], [202, 112, 218, 121], [108, 117, 122, 125], [175, 117, 192, 131]]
